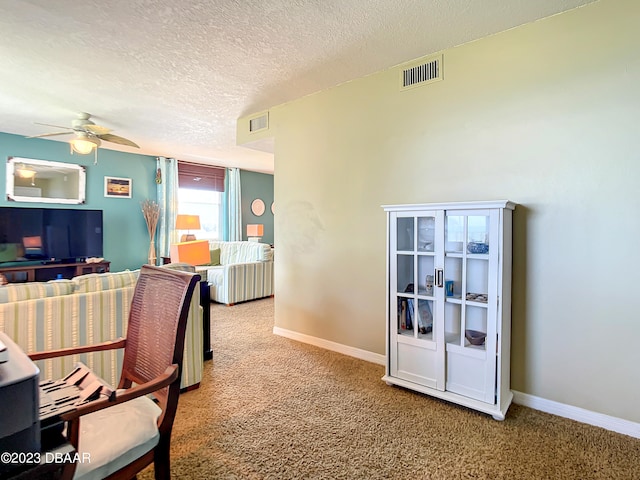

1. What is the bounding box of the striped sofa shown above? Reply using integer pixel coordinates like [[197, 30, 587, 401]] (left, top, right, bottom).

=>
[[196, 241, 274, 305], [0, 263, 203, 390]]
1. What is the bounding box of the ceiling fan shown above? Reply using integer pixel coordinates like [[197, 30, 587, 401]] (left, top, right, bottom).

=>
[[28, 112, 139, 155]]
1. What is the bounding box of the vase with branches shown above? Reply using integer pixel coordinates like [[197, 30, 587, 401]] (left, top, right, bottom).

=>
[[141, 199, 161, 265]]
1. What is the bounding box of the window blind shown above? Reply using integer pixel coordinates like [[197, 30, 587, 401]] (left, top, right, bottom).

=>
[[178, 161, 226, 192]]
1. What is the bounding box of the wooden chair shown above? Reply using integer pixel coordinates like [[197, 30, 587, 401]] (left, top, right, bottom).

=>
[[29, 265, 200, 480]]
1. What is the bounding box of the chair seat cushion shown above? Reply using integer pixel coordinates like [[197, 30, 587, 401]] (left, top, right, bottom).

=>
[[74, 395, 162, 480]]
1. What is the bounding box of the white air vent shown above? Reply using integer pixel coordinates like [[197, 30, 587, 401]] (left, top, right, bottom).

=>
[[400, 54, 443, 91], [249, 112, 269, 133]]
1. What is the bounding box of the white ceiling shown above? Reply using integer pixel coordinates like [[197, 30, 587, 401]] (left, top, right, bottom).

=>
[[0, 0, 596, 174]]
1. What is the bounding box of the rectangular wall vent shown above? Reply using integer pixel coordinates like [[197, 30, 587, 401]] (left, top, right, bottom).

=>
[[249, 112, 269, 133], [400, 54, 443, 91]]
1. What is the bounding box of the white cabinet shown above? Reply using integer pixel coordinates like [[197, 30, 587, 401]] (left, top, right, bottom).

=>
[[382, 201, 515, 420]]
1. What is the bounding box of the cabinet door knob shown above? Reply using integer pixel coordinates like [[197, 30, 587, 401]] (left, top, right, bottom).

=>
[[435, 268, 444, 287]]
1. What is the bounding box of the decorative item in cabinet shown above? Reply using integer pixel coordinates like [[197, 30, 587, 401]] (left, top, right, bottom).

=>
[[425, 275, 434, 296], [467, 242, 489, 254], [465, 329, 487, 346], [466, 293, 488, 303]]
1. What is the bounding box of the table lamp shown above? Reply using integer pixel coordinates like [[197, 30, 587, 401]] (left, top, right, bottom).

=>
[[176, 214, 201, 242], [246, 224, 264, 242], [22, 236, 44, 257]]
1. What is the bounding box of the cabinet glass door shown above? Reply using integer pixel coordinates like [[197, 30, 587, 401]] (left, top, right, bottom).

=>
[[393, 213, 440, 341], [390, 211, 444, 390], [443, 210, 498, 403]]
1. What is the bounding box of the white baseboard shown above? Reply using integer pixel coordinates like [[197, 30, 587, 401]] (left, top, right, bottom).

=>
[[511, 391, 640, 439], [272, 326, 386, 366], [273, 327, 640, 439]]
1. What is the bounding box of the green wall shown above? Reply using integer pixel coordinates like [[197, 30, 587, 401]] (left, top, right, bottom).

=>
[[0, 132, 157, 271], [270, 0, 640, 424], [241, 169, 274, 245]]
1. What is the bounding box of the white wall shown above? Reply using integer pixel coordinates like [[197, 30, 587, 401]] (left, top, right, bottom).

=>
[[270, 0, 640, 423]]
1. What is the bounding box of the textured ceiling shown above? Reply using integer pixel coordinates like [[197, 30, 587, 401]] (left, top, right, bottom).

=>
[[0, 0, 596, 173]]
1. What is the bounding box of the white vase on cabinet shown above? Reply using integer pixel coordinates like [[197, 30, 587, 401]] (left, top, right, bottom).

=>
[[382, 200, 515, 420]]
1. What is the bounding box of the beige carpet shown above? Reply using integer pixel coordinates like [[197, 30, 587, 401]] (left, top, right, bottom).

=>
[[141, 297, 640, 479]]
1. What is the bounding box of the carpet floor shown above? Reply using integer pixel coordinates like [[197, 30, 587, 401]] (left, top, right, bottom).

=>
[[141, 297, 640, 479]]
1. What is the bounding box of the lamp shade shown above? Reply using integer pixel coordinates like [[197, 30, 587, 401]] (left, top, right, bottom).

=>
[[70, 135, 101, 154], [23, 236, 43, 256], [176, 214, 201, 230], [169, 240, 210, 266], [22, 236, 43, 248], [246, 224, 264, 237]]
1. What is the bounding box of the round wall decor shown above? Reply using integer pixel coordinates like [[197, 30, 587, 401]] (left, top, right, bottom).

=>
[[251, 198, 266, 216]]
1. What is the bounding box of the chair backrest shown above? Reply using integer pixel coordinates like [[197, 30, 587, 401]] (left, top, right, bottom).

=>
[[119, 265, 200, 431]]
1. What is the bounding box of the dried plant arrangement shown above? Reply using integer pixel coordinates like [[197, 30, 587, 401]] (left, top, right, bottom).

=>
[[141, 199, 161, 265]]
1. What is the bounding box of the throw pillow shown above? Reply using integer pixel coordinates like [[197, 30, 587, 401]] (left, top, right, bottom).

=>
[[208, 248, 221, 266]]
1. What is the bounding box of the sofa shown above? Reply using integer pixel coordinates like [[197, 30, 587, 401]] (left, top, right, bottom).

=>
[[196, 241, 274, 305], [0, 263, 203, 390]]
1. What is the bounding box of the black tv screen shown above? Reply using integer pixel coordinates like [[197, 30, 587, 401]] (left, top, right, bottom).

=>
[[0, 207, 103, 263]]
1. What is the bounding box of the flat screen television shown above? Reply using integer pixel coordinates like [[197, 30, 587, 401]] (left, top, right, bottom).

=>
[[0, 207, 103, 264]]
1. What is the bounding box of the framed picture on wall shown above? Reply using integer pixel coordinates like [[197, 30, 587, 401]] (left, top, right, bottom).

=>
[[104, 176, 132, 198]]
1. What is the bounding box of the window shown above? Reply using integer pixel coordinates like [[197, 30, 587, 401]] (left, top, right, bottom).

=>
[[177, 161, 226, 241], [178, 188, 223, 240]]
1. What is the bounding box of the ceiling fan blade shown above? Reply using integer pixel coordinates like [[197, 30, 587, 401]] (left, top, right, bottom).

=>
[[27, 131, 74, 138], [34, 122, 72, 130], [97, 133, 140, 148], [84, 124, 111, 135]]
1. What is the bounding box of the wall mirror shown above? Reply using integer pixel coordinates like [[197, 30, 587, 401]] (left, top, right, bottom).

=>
[[6, 157, 86, 204], [251, 198, 265, 216]]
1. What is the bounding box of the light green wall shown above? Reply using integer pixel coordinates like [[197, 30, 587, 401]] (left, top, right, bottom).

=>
[[241, 170, 274, 245], [0, 132, 158, 271], [271, 0, 640, 423]]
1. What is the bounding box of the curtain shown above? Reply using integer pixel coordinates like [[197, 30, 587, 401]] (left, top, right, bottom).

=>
[[156, 157, 179, 259], [224, 167, 242, 241]]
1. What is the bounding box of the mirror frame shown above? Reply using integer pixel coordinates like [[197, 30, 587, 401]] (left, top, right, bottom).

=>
[[6, 157, 86, 204], [251, 198, 265, 216]]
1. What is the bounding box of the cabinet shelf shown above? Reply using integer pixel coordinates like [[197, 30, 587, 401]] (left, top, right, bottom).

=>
[[466, 300, 489, 308], [445, 296, 490, 308], [415, 288, 434, 298], [445, 331, 461, 345], [399, 330, 435, 342], [445, 252, 489, 260], [418, 332, 434, 341], [467, 253, 489, 260]]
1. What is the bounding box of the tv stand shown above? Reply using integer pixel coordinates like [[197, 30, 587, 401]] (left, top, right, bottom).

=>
[[0, 261, 110, 283]]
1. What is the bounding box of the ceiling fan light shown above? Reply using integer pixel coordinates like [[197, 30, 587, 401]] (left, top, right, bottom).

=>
[[71, 136, 101, 154], [16, 164, 36, 179]]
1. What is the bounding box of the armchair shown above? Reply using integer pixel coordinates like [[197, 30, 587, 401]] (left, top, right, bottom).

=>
[[29, 265, 200, 480]]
